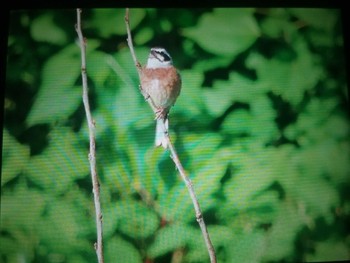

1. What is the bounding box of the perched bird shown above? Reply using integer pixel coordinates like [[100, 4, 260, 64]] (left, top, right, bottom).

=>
[[140, 47, 182, 149]]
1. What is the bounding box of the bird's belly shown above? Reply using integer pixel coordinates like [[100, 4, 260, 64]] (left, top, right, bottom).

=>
[[148, 79, 172, 108]]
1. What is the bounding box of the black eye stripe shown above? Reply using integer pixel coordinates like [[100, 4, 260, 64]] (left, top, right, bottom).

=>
[[154, 50, 171, 62], [157, 51, 171, 62]]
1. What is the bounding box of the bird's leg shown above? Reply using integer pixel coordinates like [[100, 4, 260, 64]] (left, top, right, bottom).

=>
[[154, 108, 168, 120]]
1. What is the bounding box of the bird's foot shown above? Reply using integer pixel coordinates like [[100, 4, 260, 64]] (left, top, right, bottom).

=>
[[155, 108, 167, 120]]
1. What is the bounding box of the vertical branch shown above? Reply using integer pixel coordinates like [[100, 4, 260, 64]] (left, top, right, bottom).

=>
[[125, 8, 142, 78], [124, 8, 158, 113], [125, 8, 217, 263], [75, 8, 104, 263]]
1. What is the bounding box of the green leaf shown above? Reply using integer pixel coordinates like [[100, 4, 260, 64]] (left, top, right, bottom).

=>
[[38, 198, 92, 254], [306, 241, 350, 262], [111, 200, 159, 239], [25, 127, 89, 194], [173, 70, 205, 117], [222, 109, 252, 135], [0, 230, 37, 262], [284, 101, 350, 184], [87, 50, 113, 88], [292, 172, 338, 220], [1, 184, 45, 233], [263, 201, 303, 261], [183, 8, 260, 56], [26, 44, 82, 126], [221, 92, 278, 144], [193, 56, 232, 72], [202, 81, 236, 117], [147, 223, 195, 258], [105, 237, 142, 263], [134, 27, 154, 46], [103, 158, 133, 194], [249, 95, 278, 142], [289, 8, 338, 32], [225, 231, 266, 263], [246, 43, 322, 106], [91, 9, 146, 37], [143, 147, 168, 197], [30, 13, 68, 45], [222, 146, 293, 212], [0, 236, 19, 259], [1, 129, 30, 186], [260, 11, 296, 39], [185, 133, 222, 168], [224, 72, 262, 101]]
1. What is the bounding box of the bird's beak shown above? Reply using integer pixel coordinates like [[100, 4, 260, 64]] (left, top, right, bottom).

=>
[[150, 49, 157, 58]]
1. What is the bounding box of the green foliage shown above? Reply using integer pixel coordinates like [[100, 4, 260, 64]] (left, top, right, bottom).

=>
[[183, 8, 260, 57], [30, 13, 68, 45], [2, 130, 30, 186], [26, 127, 89, 194], [26, 44, 82, 126], [2, 7, 350, 263]]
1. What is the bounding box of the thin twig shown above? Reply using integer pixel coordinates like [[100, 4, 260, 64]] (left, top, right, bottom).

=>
[[125, 8, 217, 263], [124, 8, 158, 115], [161, 122, 217, 263], [76, 8, 104, 263], [125, 8, 142, 78]]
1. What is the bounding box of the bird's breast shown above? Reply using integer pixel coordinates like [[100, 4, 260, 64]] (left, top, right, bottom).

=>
[[141, 67, 181, 109]]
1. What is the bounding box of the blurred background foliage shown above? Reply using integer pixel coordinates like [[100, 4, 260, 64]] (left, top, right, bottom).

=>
[[1, 7, 350, 263]]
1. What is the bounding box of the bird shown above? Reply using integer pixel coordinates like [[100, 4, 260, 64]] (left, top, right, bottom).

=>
[[140, 47, 182, 149]]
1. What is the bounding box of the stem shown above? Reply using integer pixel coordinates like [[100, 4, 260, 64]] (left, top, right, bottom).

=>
[[124, 8, 217, 263], [162, 122, 217, 263], [125, 8, 142, 78], [76, 8, 104, 263]]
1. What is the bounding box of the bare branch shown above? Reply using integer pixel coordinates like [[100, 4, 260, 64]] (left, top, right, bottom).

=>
[[160, 121, 217, 263], [125, 8, 142, 77], [125, 8, 157, 115], [125, 8, 217, 263], [76, 8, 104, 263]]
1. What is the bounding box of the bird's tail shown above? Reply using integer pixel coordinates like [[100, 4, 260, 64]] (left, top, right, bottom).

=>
[[155, 118, 168, 149]]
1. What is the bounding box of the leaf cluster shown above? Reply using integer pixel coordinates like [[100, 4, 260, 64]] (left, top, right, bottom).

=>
[[2, 8, 350, 263]]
